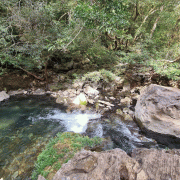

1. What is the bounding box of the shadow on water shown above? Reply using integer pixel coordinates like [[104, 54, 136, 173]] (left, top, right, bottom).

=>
[[85, 114, 163, 155]]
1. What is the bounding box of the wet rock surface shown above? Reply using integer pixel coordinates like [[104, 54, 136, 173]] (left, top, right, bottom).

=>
[[86, 114, 158, 154], [135, 84, 180, 147]]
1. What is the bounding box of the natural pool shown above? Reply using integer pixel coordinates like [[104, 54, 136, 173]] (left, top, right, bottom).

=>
[[0, 95, 160, 179], [0, 95, 101, 179]]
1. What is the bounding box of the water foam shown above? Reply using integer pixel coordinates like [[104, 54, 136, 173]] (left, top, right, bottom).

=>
[[29, 109, 101, 133]]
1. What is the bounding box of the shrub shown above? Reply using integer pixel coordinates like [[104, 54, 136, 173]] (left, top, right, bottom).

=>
[[82, 69, 117, 84]]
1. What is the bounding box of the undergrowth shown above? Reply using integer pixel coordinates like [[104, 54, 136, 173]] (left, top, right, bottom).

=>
[[148, 60, 180, 81], [81, 69, 117, 83]]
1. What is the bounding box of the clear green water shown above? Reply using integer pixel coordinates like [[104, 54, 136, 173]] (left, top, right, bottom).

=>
[[0, 95, 101, 179], [0, 95, 66, 179]]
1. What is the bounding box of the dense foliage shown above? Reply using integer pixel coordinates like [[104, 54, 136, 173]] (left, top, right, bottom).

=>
[[0, 0, 180, 79]]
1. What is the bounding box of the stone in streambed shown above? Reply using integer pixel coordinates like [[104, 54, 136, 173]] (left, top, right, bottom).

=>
[[0, 91, 10, 102], [73, 93, 87, 105]]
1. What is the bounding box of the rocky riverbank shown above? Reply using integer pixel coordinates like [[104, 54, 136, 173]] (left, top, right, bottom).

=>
[[38, 148, 180, 180], [1, 65, 180, 180], [35, 82, 180, 180]]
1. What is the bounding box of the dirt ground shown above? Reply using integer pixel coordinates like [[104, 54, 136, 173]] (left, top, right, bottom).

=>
[[0, 65, 179, 92], [0, 71, 46, 91]]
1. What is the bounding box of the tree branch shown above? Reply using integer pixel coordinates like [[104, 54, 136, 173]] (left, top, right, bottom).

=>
[[18, 66, 44, 81], [170, 56, 180, 63], [133, 8, 157, 41], [64, 26, 83, 49]]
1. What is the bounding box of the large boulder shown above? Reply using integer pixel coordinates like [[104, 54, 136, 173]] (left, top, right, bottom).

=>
[[135, 84, 180, 144], [38, 148, 180, 180], [0, 91, 10, 102], [52, 148, 148, 180], [132, 148, 180, 180]]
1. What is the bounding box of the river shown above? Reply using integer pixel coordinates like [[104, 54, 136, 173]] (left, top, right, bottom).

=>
[[0, 95, 161, 179]]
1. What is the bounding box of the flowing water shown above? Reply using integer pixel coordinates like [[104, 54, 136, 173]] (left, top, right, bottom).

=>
[[0, 95, 101, 179], [0, 95, 160, 179]]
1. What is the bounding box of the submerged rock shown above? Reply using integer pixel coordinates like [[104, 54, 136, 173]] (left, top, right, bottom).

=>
[[0, 91, 10, 102], [135, 84, 180, 145]]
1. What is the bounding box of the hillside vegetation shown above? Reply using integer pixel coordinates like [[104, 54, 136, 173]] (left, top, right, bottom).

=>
[[0, 0, 180, 81]]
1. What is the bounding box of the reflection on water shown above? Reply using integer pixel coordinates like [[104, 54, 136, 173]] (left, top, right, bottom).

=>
[[0, 95, 100, 179]]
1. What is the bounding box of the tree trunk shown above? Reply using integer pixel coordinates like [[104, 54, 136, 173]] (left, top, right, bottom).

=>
[[133, 0, 139, 21], [44, 60, 49, 90], [18, 66, 44, 81], [133, 8, 157, 42], [150, 6, 164, 38]]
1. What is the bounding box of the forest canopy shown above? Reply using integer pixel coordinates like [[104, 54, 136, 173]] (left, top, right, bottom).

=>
[[0, 0, 180, 80]]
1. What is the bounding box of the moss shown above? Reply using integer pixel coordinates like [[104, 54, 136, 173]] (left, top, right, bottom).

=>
[[31, 132, 102, 180], [79, 100, 87, 106]]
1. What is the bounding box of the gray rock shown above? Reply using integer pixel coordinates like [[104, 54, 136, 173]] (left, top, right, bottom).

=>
[[39, 148, 180, 180], [0, 91, 10, 102], [52, 149, 148, 180], [72, 81, 83, 89], [83, 85, 99, 97], [8, 90, 25, 96], [73, 93, 87, 105], [98, 100, 114, 107], [67, 89, 77, 97], [120, 97, 131, 106], [135, 84, 180, 138], [123, 81, 131, 92], [87, 98, 95, 104], [132, 148, 180, 180], [32, 89, 46, 95], [62, 90, 69, 97], [56, 96, 64, 104]]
